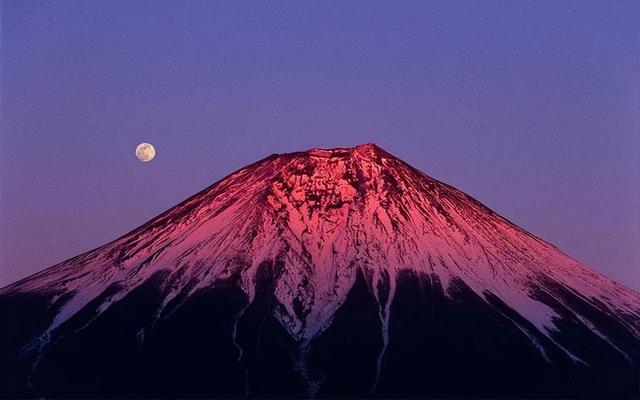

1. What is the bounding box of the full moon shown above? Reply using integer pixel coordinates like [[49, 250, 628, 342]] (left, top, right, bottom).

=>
[[135, 143, 156, 162]]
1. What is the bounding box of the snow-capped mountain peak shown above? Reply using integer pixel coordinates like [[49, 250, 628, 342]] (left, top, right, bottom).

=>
[[2, 144, 638, 398]]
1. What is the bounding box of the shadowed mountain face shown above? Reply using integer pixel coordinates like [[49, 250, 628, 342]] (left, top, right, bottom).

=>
[[1, 144, 639, 398]]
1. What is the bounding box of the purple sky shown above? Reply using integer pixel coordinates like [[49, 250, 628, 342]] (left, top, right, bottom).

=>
[[1, 1, 638, 290]]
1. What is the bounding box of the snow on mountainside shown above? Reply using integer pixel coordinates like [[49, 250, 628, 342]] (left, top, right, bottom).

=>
[[5, 144, 638, 343], [2, 143, 639, 398]]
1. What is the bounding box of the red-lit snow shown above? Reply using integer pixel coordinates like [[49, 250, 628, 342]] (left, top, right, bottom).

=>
[[4, 144, 639, 364]]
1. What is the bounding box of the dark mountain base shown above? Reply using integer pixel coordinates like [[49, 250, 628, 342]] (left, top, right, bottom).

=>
[[1, 267, 638, 399], [376, 271, 639, 399]]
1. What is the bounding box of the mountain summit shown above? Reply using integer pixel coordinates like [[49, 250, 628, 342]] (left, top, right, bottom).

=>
[[2, 144, 639, 398]]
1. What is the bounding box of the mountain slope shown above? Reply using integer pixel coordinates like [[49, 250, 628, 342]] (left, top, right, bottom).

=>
[[2, 143, 639, 398]]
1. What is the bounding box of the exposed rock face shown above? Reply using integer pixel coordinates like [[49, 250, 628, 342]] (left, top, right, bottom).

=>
[[1, 144, 639, 398]]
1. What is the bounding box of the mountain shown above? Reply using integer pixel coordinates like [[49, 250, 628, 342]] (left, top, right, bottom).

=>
[[1, 143, 639, 399]]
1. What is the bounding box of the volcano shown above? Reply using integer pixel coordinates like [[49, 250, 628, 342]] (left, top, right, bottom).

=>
[[1, 143, 639, 398]]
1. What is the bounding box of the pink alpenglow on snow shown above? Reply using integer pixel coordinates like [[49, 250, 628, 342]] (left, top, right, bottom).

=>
[[1, 144, 639, 398]]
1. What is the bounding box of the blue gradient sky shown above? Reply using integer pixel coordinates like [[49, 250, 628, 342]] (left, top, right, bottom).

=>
[[1, 1, 638, 289]]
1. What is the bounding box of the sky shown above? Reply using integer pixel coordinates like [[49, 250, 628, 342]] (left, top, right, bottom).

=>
[[1, 1, 638, 289]]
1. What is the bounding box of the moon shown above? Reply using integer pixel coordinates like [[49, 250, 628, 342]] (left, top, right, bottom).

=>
[[135, 143, 156, 162]]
